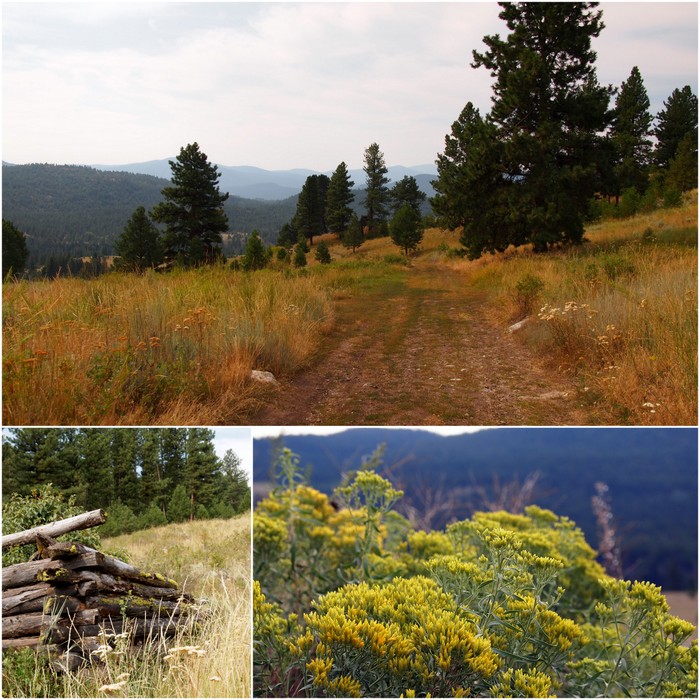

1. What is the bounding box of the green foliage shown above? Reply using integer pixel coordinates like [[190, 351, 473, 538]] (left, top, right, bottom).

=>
[[2, 484, 102, 566], [254, 449, 697, 697], [293, 244, 308, 268], [343, 214, 364, 253], [389, 176, 426, 217], [137, 500, 168, 530], [362, 143, 390, 236], [389, 204, 424, 256], [314, 240, 332, 264], [654, 86, 698, 170], [242, 230, 270, 271], [295, 174, 330, 245], [151, 142, 229, 266], [1, 647, 63, 699], [114, 206, 163, 272], [98, 499, 139, 537], [168, 484, 190, 524], [326, 162, 355, 235], [2, 219, 29, 278], [513, 274, 545, 318]]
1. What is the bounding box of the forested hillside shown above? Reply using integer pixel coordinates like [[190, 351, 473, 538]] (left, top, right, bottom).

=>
[[253, 428, 697, 590], [1, 164, 298, 268], [2, 428, 250, 535]]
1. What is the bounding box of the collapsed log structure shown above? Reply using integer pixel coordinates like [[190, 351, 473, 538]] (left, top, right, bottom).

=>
[[2, 512, 196, 670]]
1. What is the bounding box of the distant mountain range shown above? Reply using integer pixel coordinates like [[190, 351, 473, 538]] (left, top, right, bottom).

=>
[[88, 159, 439, 201], [253, 428, 698, 590]]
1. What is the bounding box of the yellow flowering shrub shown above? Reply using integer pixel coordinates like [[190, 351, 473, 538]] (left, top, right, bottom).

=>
[[253, 449, 697, 697]]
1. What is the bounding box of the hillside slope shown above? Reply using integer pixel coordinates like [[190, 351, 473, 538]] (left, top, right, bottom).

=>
[[254, 427, 698, 590]]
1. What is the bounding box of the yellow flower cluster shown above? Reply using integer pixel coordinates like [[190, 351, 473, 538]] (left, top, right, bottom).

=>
[[492, 668, 555, 698]]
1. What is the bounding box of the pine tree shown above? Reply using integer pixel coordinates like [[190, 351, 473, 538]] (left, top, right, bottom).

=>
[[654, 86, 698, 170], [215, 449, 250, 515], [294, 175, 329, 246], [139, 429, 168, 514], [242, 230, 269, 271], [610, 66, 653, 198], [167, 484, 190, 523], [459, 2, 611, 256], [389, 176, 426, 217], [326, 162, 355, 235], [432, 102, 514, 258], [293, 243, 307, 268], [110, 429, 141, 513], [314, 240, 331, 264], [2, 219, 29, 278], [277, 222, 298, 249], [665, 132, 698, 193], [159, 428, 186, 492], [78, 429, 115, 510], [114, 206, 162, 272], [343, 213, 364, 253], [151, 142, 229, 266], [390, 204, 424, 256], [183, 428, 219, 520], [363, 143, 390, 237]]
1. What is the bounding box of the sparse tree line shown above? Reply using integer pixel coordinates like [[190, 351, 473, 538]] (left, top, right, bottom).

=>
[[1, 428, 250, 537], [3, 3, 697, 279]]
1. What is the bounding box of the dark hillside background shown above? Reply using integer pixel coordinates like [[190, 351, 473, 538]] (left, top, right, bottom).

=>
[[2, 162, 435, 269], [254, 428, 698, 590]]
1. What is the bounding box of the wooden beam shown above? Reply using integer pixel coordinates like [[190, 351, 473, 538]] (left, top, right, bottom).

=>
[[2, 510, 106, 550]]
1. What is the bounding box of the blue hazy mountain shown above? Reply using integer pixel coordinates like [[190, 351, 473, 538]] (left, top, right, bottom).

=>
[[253, 428, 698, 590]]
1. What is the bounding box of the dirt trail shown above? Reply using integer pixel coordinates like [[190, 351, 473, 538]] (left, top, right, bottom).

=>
[[252, 264, 588, 426]]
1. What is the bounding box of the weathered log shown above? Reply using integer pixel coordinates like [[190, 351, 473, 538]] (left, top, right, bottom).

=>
[[2, 612, 53, 639], [3, 551, 179, 590], [3, 589, 82, 617], [46, 616, 183, 644], [2, 510, 106, 550], [84, 594, 185, 618], [2, 582, 55, 615], [75, 570, 193, 602], [2, 636, 44, 650]]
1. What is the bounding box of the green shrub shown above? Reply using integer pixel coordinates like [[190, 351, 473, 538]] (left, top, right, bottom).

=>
[[253, 449, 698, 698], [97, 499, 138, 537], [2, 484, 101, 566], [513, 273, 545, 318]]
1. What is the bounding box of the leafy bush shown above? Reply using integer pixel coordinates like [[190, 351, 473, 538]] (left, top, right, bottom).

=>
[[513, 274, 545, 318], [254, 450, 697, 697], [2, 484, 101, 566]]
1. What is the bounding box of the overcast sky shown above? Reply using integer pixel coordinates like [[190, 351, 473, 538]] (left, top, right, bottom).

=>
[[3, 2, 697, 171]]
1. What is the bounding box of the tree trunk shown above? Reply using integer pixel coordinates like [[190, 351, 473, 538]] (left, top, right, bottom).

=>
[[2, 510, 106, 550]]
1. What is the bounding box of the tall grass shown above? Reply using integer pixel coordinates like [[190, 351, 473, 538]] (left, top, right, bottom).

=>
[[3, 266, 333, 425], [462, 196, 698, 425], [2, 515, 251, 698]]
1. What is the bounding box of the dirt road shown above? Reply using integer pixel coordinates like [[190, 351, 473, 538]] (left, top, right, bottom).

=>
[[252, 264, 589, 426]]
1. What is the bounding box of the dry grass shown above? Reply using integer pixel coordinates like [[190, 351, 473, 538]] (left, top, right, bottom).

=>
[[442, 195, 698, 425], [3, 266, 333, 425]]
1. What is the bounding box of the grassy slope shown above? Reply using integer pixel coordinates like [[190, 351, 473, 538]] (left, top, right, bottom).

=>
[[3, 196, 696, 425]]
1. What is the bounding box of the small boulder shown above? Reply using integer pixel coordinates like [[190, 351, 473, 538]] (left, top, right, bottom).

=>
[[250, 370, 279, 385], [508, 317, 530, 333]]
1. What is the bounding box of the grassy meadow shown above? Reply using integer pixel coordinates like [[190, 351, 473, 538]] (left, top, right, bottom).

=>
[[1, 514, 251, 698], [3, 194, 697, 425]]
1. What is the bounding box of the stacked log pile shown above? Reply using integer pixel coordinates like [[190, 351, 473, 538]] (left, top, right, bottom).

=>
[[2, 510, 196, 670]]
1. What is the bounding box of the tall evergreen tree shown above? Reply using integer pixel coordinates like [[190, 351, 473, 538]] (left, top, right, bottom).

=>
[[78, 429, 114, 510], [453, 2, 612, 256], [215, 449, 250, 515], [610, 66, 653, 198], [362, 143, 390, 237], [294, 175, 329, 246], [114, 206, 163, 272], [160, 428, 187, 490], [432, 102, 514, 258], [654, 86, 698, 170], [110, 429, 141, 513], [325, 162, 355, 235], [2, 219, 29, 279], [139, 429, 166, 514], [183, 428, 219, 520], [665, 132, 698, 193], [151, 142, 229, 266], [389, 176, 426, 217]]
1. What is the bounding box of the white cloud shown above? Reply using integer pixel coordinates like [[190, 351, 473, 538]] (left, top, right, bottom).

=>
[[3, 2, 697, 169]]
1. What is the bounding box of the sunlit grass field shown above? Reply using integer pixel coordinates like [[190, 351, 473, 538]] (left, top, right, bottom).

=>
[[3, 195, 696, 425]]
